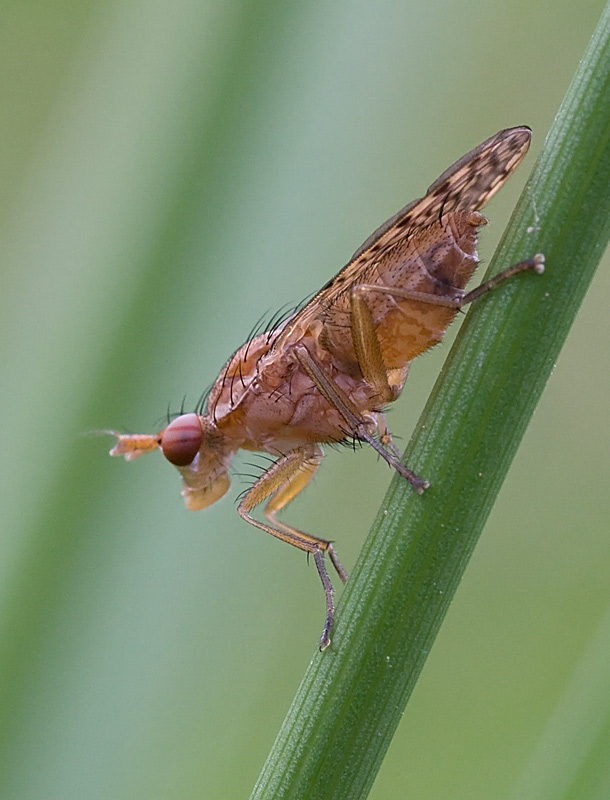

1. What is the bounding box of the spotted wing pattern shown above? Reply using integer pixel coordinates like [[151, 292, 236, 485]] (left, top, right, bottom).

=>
[[274, 126, 531, 346]]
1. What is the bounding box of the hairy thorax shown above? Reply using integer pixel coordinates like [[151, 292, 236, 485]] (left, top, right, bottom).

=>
[[207, 329, 377, 453]]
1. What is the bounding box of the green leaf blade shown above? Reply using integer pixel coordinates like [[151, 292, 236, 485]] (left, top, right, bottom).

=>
[[251, 3, 610, 799]]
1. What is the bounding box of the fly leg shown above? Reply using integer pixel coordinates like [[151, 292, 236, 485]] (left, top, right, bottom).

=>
[[238, 443, 346, 650], [349, 288, 432, 490], [338, 252, 545, 487], [294, 346, 429, 493], [458, 253, 545, 305], [375, 411, 405, 459], [296, 253, 544, 495], [352, 253, 545, 311]]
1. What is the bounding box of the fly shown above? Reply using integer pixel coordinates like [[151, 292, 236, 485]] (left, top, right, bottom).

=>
[[109, 127, 544, 649]]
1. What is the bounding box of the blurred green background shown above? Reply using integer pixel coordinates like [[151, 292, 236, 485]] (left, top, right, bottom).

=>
[[1, 1, 609, 798]]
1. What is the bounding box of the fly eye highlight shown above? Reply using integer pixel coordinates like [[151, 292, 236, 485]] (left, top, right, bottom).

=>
[[161, 413, 203, 466]]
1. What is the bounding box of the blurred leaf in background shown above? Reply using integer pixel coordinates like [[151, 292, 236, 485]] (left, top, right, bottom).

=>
[[0, 1, 608, 799]]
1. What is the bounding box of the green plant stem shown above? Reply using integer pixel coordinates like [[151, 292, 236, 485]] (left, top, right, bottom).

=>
[[250, 4, 610, 798]]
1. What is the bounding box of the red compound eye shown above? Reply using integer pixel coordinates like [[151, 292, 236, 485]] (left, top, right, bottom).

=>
[[161, 413, 202, 466]]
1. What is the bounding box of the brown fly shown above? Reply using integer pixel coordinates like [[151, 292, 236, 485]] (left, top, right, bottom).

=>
[[109, 126, 544, 649]]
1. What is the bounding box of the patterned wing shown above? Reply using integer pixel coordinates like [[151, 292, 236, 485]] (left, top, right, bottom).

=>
[[348, 125, 531, 263], [274, 126, 532, 346]]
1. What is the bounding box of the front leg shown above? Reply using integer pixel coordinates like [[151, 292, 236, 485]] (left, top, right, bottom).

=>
[[238, 443, 345, 650]]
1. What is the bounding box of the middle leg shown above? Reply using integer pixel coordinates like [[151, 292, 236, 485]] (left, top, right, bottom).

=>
[[294, 344, 429, 493]]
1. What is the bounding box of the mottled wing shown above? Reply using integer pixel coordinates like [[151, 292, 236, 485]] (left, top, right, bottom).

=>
[[274, 126, 531, 346], [348, 125, 531, 263]]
